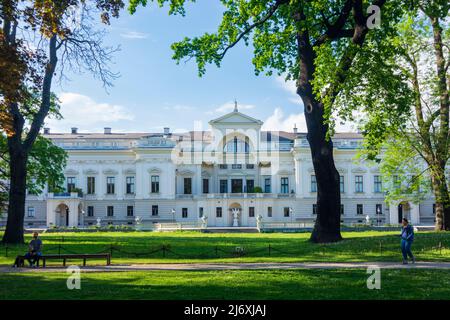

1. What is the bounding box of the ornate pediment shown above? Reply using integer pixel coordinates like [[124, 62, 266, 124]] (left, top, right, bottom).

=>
[[351, 167, 367, 173], [336, 167, 348, 174], [83, 169, 98, 175], [201, 170, 212, 178], [123, 168, 136, 175], [148, 167, 162, 174], [64, 168, 79, 175], [103, 169, 118, 175], [177, 169, 194, 176]]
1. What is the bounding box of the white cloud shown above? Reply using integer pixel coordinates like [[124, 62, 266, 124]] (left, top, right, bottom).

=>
[[120, 31, 149, 39], [206, 101, 256, 115], [275, 76, 303, 105], [262, 107, 357, 133], [163, 104, 195, 111], [46, 92, 134, 132]]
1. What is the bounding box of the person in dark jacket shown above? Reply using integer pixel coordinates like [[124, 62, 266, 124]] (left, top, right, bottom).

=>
[[400, 218, 415, 264]]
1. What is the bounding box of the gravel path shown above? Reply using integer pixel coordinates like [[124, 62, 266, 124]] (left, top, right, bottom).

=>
[[1, 261, 450, 273]]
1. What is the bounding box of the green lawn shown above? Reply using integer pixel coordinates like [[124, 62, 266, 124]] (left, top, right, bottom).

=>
[[1, 230, 449, 266], [2, 268, 450, 299]]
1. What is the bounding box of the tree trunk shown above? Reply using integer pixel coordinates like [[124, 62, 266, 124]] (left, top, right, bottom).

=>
[[2, 150, 28, 244], [430, 165, 450, 231], [304, 98, 342, 243], [295, 24, 342, 243]]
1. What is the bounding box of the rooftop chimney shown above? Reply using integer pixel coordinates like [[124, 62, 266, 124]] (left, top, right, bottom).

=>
[[43, 128, 50, 134], [71, 127, 78, 134], [104, 127, 111, 134], [293, 124, 298, 134]]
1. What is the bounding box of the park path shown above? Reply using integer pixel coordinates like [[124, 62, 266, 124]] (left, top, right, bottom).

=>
[[1, 261, 450, 273]]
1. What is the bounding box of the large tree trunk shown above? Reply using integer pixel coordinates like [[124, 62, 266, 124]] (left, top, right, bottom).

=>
[[430, 164, 450, 231], [2, 149, 28, 244], [303, 98, 342, 243], [296, 27, 342, 243]]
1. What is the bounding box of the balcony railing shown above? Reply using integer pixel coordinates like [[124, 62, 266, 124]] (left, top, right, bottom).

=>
[[47, 192, 82, 199]]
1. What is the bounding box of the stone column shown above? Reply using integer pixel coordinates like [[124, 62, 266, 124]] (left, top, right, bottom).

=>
[[410, 202, 420, 225], [389, 202, 398, 225]]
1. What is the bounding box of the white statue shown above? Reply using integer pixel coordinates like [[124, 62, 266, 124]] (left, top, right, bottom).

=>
[[365, 214, 371, 226], [96, 217, 101, 228], [201, 216, 208, 229], [256, 214, 263, 229], [232, 208, 240, 227], [135, 216, 142, 231]]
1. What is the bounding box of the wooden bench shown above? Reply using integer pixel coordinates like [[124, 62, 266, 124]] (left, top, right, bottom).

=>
[[15, 253, 111, 268]]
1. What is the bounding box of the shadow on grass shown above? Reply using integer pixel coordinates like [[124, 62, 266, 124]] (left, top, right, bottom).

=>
[[1, 268, 450, 300]]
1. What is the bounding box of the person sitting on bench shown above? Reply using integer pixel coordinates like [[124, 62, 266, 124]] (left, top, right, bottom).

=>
[[23, 232, 43, 267]]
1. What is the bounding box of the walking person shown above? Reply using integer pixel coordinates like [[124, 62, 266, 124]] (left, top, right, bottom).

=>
[[400, 218, 415, 264]]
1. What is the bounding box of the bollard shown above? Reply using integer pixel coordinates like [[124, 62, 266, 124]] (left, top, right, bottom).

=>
[[268, 244, 271, 256], [379, 241, 383, 256]]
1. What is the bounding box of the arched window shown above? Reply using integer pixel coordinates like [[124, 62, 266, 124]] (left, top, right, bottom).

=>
[[224, 137, 250, 153]]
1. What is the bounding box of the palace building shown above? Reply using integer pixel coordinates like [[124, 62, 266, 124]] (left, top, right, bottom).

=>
[[1, 105, 438, 228]]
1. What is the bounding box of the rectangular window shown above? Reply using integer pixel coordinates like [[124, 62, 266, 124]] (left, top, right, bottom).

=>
[[107, 206, 114, 217], [376, 204, 382, 215], [182, 208, 188, 218], [152, 205, 158, 216], [199, 207, 204, 218], [433, 203, 436, 215], [202, 178, 209, 194], [340, 204, 344, 215], [355, 175, 364, 193], [67, 177, 76, 193], [357, 204, 363, 215], [126, 176, 135, 194], [231, 179, 243, 193], [87, 206, 94, 217], [340, 175, 344, 193], [246, 179, 254, 193], [27, 207, 35, 218], [216, 207, 222, 218], [281, 177, 289, 194], [151, 175, 160, 193], [311, 175, 317, 192], [246, 164, 255, 169], [284, 207, 290, 217], [313, 204, 317, 215], [264, 178, 271, 193], [219, 164, 228, 169], [231, 164, 242, 169], [106, 177, 115, 194], [127, 206, 134, 217], [87, 177, 95, 194], [249, 207, 255, 217], [374, 175, 382, 193], [220, 180, 228, 193], [267, 207, 272, 217], [183, 178, 192, 194]]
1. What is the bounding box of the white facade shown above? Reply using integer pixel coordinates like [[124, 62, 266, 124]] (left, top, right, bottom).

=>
[[3, 108, 438, 228]]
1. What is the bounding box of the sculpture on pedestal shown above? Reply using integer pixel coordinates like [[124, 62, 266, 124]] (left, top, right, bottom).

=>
[[201, 216, 208, 229], [231, 208, 240, 227]]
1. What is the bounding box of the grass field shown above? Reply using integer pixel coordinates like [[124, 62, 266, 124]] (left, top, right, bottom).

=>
[[2, 268, 450, 299], [1, 230, 449, 266]]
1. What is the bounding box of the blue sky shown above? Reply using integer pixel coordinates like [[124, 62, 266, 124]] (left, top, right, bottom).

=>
[[47, 1, 348, 134]]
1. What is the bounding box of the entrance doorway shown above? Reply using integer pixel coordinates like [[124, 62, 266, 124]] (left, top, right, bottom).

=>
[[398, 202, 411, 223], [56, 203, 69, 227]]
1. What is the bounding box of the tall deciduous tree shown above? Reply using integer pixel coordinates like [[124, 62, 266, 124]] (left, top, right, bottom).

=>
[[129, 0, 402, 242], [0, 1, 124, 243], [354, 1, 449, 230]]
